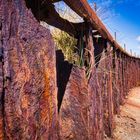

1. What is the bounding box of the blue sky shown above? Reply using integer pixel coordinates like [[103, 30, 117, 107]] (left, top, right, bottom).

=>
[[88, 0, 140, 56]]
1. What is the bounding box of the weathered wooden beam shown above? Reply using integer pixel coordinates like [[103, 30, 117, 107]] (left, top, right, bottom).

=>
[[25, 0, 87, 38]]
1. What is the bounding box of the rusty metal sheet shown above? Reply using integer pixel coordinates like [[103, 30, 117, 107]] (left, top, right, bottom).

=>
[[59, 66, 89, 140], [1, 0, 58, 139]]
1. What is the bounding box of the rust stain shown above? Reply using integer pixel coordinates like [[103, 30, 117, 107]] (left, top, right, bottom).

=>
[[21, 95, 29, 109], [40, 71, 53, 127]]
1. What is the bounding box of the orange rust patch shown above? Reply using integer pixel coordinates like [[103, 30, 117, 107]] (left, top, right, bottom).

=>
[[21, 95, 29, 109], [0, 118, 4, 140], [40, 71, 53, 127]]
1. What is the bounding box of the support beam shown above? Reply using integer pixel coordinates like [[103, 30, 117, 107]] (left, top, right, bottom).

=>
[[25, 0, 86, 38]]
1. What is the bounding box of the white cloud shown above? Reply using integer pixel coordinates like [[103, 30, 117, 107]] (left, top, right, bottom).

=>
[[136, 36, 140, 42]]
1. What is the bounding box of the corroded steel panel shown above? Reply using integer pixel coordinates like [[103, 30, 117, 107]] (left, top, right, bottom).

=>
[[0, 0, 58, 139], [59, 67, 89, 140]]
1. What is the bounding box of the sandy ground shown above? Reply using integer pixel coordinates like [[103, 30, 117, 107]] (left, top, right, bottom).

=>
[[106, 87, 140, 140]]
